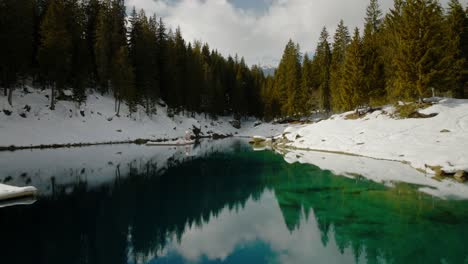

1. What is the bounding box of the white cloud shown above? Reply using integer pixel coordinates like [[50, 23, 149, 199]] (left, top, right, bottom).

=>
[[126, 0, 467, 66], [160, 191, 358, 264]]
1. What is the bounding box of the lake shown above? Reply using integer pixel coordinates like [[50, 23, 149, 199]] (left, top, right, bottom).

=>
[[0, 139, 467, 264]]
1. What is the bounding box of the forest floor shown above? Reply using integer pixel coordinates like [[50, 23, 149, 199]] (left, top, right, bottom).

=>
[[0, 87, 288, 150], [278, 98, 468, 176]]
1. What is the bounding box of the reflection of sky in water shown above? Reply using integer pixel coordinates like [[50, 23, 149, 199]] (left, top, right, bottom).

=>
[[142, 191, 359, 264]]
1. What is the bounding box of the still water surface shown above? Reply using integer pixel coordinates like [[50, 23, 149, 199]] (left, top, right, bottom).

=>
[[0, 140, 467, 264]]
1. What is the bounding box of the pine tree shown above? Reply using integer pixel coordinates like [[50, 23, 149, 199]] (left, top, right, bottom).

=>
[[112, 46, 135, 116], [314, 27, 332, 112], [300, 54, 314, 114], [381, 0, 403, 100], [129, 9, 159, 113], [330, 20, 351, 110], [387, 0, 453, 100], [464, 6, 468, 97], [157, 18, 170, 102], [274, 40, 302, 116], [185, 42, 204, 113], [287, 43, 302, 116], [171, 27, 187, 111], [362, 0, 386, 104], [66, 0, 90, 102], [85, 0, 101, 86], [38, 0, 72, 110], [341, 28, 366, 110], [445, 0, 467, 98], [0, 0, 34, 105], [249, 65, 265, 117], [94, 0, 112, 90]]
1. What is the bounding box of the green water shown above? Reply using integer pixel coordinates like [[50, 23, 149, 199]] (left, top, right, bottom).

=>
[[1, 140, 467, 264]]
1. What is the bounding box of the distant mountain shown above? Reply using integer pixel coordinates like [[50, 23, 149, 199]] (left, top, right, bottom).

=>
[[260, 65, 276, 77]]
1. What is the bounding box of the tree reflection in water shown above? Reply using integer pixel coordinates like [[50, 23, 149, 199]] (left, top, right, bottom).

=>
[[0, 141, 467, 264]]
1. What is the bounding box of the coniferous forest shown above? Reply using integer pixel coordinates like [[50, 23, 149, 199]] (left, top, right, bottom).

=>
[[0, 0, 467, 120]]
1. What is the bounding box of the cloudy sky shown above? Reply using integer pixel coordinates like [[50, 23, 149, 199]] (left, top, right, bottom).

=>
[[126, 0, 467, 66]]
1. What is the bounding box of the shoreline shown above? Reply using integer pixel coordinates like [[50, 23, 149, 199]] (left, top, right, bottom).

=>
[[0, 134, 234, 152], [264, 98, 468, 179], [273, 143, 466, 179]]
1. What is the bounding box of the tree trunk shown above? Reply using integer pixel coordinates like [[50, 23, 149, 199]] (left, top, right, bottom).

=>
[[50, 84, 56, 110], [3, 87, 7, 97], [116, 98, 121, 117], [7, 87, 13, 106]]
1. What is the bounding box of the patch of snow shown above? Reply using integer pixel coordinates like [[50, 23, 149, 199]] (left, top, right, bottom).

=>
[[0, 184, 37, 201], [282, 98, 468, 173], [0, 88, 288, 147]]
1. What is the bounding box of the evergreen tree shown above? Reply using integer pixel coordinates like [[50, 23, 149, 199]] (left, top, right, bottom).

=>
[[330, 20, 351, 110], [274, 40, 302, 116], [38, 0, 72, 110], [171, 27, 188, 111], [66, 0, 90, 102], [445, 0, 467, 98], [381, 0, 403, 100], [112, 46, 135, 116], [249, 65, 265, 117], [129, 9, 159, 113], [0, 0, 34, 105], [156, 18, 170, 102], [341, 28, 366, 110], [260, 76, 274, 119], [232, 57, 249, 117], [185, 42, 204, 113], [362, 0, 386, 104], [94, 0, 112, 90], [386, 0, 454, 99], [314, 27, 332, 112], [84, 0, 101, 86], [300, 54, 314, 114]]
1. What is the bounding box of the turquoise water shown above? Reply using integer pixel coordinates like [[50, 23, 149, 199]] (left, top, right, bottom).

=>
[[0, 140, 467, 264]]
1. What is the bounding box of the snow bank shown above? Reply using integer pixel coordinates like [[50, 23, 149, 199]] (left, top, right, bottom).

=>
[[282, 98, 468, 173], [0, 184, 37, 202], [0, 88, 288, 147]]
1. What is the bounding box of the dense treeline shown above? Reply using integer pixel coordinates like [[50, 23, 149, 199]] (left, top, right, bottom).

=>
[[0, 0, 466, 121], [0, 0, 264, 117], [262, 0, 467, 119]]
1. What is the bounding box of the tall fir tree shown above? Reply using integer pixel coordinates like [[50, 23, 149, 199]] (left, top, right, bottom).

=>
[[362, 0, 386, 104], [84, 0, 101, 86], [0, 0, 35, 105], [38, 0, 72, 110], [445, 0, 467, 98], [94, 0, 112, 90], [274, 40, 302, 116], [66, 0, 90, 102], [386, 0, 456, 99], [300, 54, 314, 113], [314, 27, 332, 112], [341, 28, 366, 110], [129, 9, 159, 113], [330, 20, 351, 110], [112, 46, 135, 116], [171, 27, 188, 111]]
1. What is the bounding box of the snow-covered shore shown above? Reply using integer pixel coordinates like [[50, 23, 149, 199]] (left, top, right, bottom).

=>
[[0, 88, 287, 148], [281, 98, 468, 174], [0, 184, 37, 202], [0, 139, 242, 196]]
